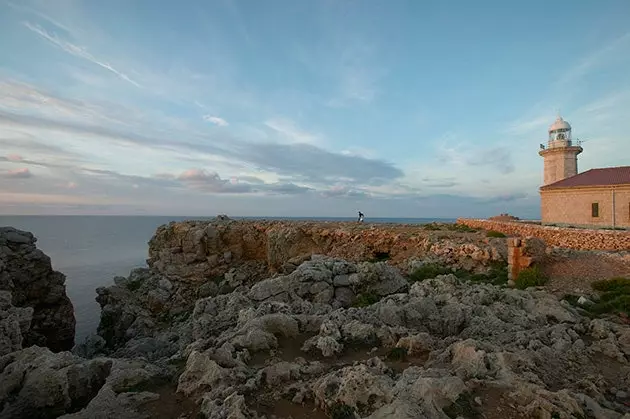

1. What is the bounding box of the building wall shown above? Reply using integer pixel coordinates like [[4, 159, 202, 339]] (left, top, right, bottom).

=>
[[457, 218, 630, 251], [540, 185, 630, 228], [539, 147, 581, 185]]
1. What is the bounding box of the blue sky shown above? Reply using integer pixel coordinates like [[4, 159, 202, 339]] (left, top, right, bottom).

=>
[[1, 0, 629, 218]]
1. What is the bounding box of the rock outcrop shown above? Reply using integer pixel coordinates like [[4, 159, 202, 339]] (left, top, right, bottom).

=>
[[0, 227, 75, 352], [89, 251, 630, 419], [147, 219, 507, 282], [5, 220, 630, 418]]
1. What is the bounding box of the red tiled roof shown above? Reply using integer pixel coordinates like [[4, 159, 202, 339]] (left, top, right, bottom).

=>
[[541, 166, 630, 190]]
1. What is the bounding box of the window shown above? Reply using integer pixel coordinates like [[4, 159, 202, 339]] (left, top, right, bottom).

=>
[[592, 202, 599, 218]]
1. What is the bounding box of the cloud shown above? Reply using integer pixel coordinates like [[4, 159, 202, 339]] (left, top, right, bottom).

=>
[[177, 168, 310, 195], [204, 115, 229, 126], [264, 118, 321, 145], [22, 21, 140, 87], [465, 146, 515, 174], [2, 168, 33, 179], [236, 175, 265, 184], [233, 142, 403, 185], [421, 177, 458, 188], [556, 31, 630, 88], [6, 154, 23, 161], [321, 186, 370, 199]]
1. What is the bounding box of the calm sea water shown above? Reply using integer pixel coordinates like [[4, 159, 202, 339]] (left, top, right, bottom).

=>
[[0, 215, 452, 342]]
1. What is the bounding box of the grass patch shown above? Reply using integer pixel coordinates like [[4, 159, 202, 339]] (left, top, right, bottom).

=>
[[409, 263, 453, 282], [443, 393, 481, 419], [328, 402, 355, 419], [353, 292, 380, 307], [486, 230, 506, 238], [514, 266, 548, 289], [386, 347, 408, 361]]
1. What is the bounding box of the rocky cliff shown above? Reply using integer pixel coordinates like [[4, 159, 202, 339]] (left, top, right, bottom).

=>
[[147, 219, 507, 282], [4, 220, 630, 419], [0, 227, 76, 352]]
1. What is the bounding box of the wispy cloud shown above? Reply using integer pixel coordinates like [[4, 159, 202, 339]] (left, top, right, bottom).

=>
[[2, 168, 33, 179], [264, 118, 321, 145], [556, 31, 630, 88], [204, 115, 229, 126], [22, 21, 141, 87]]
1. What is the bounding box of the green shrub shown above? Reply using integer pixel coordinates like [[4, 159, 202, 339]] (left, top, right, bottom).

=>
[[386, 347, 408, 361], [591, 277, 630, 292], [456, 261, 508, 286], [353, 292, 380, 307], [586, 278, 630, 315], [486, 230, 506, 238], [514, 266, 548, 289], [409, 263, 452, 282], [329, 402, 355, 419]]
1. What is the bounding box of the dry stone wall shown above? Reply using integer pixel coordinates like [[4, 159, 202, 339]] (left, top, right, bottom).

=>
[[458, 218, 630, 251]]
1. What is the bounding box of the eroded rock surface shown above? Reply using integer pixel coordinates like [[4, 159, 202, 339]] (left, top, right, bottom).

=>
[[0, 227, 75, 352], [89, 253, 630, 419], [147, 219, 507, 281]]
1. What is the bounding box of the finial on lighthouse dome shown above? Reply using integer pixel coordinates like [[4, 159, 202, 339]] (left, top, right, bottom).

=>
[[548, 115, 571, 132]]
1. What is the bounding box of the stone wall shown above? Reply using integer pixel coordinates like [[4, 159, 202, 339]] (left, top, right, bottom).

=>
[[457, 218, 630, 251]]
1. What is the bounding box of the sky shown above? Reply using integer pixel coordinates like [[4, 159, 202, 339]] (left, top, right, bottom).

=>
[[1, 0, 629, 218]]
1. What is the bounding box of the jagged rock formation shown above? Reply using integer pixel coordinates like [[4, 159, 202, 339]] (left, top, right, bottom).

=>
[[88, 253, 630, 419], [4, 221, 630, 418], [147, 219, 507, 282], [0, 227, 75, 352]]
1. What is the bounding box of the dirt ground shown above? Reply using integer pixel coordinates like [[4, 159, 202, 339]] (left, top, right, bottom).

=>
[[541, 252, 630, 296]]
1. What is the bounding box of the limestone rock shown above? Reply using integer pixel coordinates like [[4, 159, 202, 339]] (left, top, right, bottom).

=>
[[0, 346, 112, 419], [0, 290, 33, 356], [0, 227, 75, 351]]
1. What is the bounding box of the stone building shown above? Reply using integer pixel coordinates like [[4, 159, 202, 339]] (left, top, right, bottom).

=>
[[538, 116, 630, 229]]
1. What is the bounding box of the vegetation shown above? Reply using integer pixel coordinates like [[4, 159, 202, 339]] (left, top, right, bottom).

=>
[[485, 230, 506, 238], [409, 263, 453, 282], [328, 402, 355, 419], [587, 277, 630, 315], [408, 261, 509, 286], [591, 277, 630, 292], [461, 261, 509, 286], [353, 292, 381, 307], [386, 347, 408, 361], [422, 222, 477, 233], [514, 266, 548, 289]]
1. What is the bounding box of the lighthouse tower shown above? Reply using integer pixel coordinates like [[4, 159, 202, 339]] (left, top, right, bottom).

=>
[[538, 116, 583, 186]]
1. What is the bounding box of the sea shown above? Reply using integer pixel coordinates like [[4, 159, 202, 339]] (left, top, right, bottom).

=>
[[0, 215, 452, 343]]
